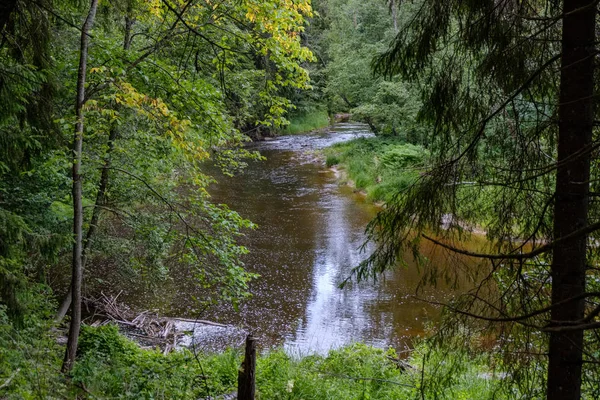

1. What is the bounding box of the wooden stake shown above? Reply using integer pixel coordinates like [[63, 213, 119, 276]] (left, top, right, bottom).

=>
[[237, 335, 256, 400]]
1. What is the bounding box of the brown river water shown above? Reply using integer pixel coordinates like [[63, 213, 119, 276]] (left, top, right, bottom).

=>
[[118, 123, 485, 354]]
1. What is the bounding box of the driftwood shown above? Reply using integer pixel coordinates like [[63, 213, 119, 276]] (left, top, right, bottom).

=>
[[171, 317, 228, 328], [82, 292, 182, 353]]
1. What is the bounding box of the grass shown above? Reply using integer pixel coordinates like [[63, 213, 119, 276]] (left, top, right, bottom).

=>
[[70, 325, 510, 399], [1, 303, 513, 400], [324, 136, 429, 203], [282, 109, 331, 135]]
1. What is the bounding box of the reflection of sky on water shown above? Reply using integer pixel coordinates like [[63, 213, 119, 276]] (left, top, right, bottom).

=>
[[283, 175, 386, 355], [114, 123, 473, 354]]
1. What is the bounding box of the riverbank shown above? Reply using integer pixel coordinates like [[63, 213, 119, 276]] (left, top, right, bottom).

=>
[[0, 291, 509, 399], [280, 110, 331, 135], [323, 136, 429, 204]]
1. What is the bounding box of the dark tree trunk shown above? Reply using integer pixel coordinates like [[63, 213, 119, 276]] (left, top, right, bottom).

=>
[[123, 5, 134, 51], [62, 0, 99, 374], [547, 0, 596, 398]]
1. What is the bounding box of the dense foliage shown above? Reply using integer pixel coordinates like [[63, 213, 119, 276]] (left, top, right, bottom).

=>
[[0, 0, 314, 319], [356, 0, 600, 399]]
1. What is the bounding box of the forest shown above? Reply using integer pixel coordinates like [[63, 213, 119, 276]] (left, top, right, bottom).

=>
[[2, 0, 600, 399]]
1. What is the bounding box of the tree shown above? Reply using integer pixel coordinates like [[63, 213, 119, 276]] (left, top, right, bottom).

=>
[[360, 0, 600, 398], [62, 0, 98, 373], [0, 0, 314, 376], [312, 0, 426, 140], [0, 0, 69, 325]]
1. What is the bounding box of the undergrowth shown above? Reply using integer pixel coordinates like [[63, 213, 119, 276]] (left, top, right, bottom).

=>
[[0, 288, 511, 399], [0, 285, 67, 399]]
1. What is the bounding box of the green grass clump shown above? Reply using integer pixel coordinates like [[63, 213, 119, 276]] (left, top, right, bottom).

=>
[[324, 137, 429, 203], [282, 110, 331, 135], [255, 344, 414, 399]]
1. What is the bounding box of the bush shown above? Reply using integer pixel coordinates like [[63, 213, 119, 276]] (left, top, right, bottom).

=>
[[72, 325, 203, 398], [0, 285, 67, 400]]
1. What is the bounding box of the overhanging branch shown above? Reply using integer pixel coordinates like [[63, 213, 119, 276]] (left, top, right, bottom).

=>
[[421, 219, 600, 260]]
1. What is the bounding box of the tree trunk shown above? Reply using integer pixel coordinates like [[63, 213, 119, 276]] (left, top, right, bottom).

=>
[[55, 127, 117, 322], [547, 0, 596, 398], [56, 10, 134, 322], [62, 0, 99, 374], [391, 0, 398, 33]]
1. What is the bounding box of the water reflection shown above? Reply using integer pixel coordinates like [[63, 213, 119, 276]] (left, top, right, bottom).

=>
[[116, 123, 481, 354], [202, 123, 460, 354], [283, 176, 381, 354]]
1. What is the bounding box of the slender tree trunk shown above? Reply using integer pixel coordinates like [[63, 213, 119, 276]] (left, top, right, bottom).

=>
[[55, 127, 117, 321], [391, 0, 398, 33], [62, 0, 98, 374], [547, 0, 596, 398], [56, 10, 134, 322]]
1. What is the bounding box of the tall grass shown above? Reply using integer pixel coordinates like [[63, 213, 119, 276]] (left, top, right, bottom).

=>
[[324, 137, 429, 203], [282, 110, 331, 135], [70, 325, 513, 399]]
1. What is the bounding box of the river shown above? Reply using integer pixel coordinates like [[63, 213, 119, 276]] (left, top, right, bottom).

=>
[[120, 123, 478, 354]]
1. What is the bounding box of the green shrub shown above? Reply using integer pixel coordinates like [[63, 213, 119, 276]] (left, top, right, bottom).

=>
[[0, 286, 67, 400], [379, 144, 427, 169], [72, 325, 204, 398]]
